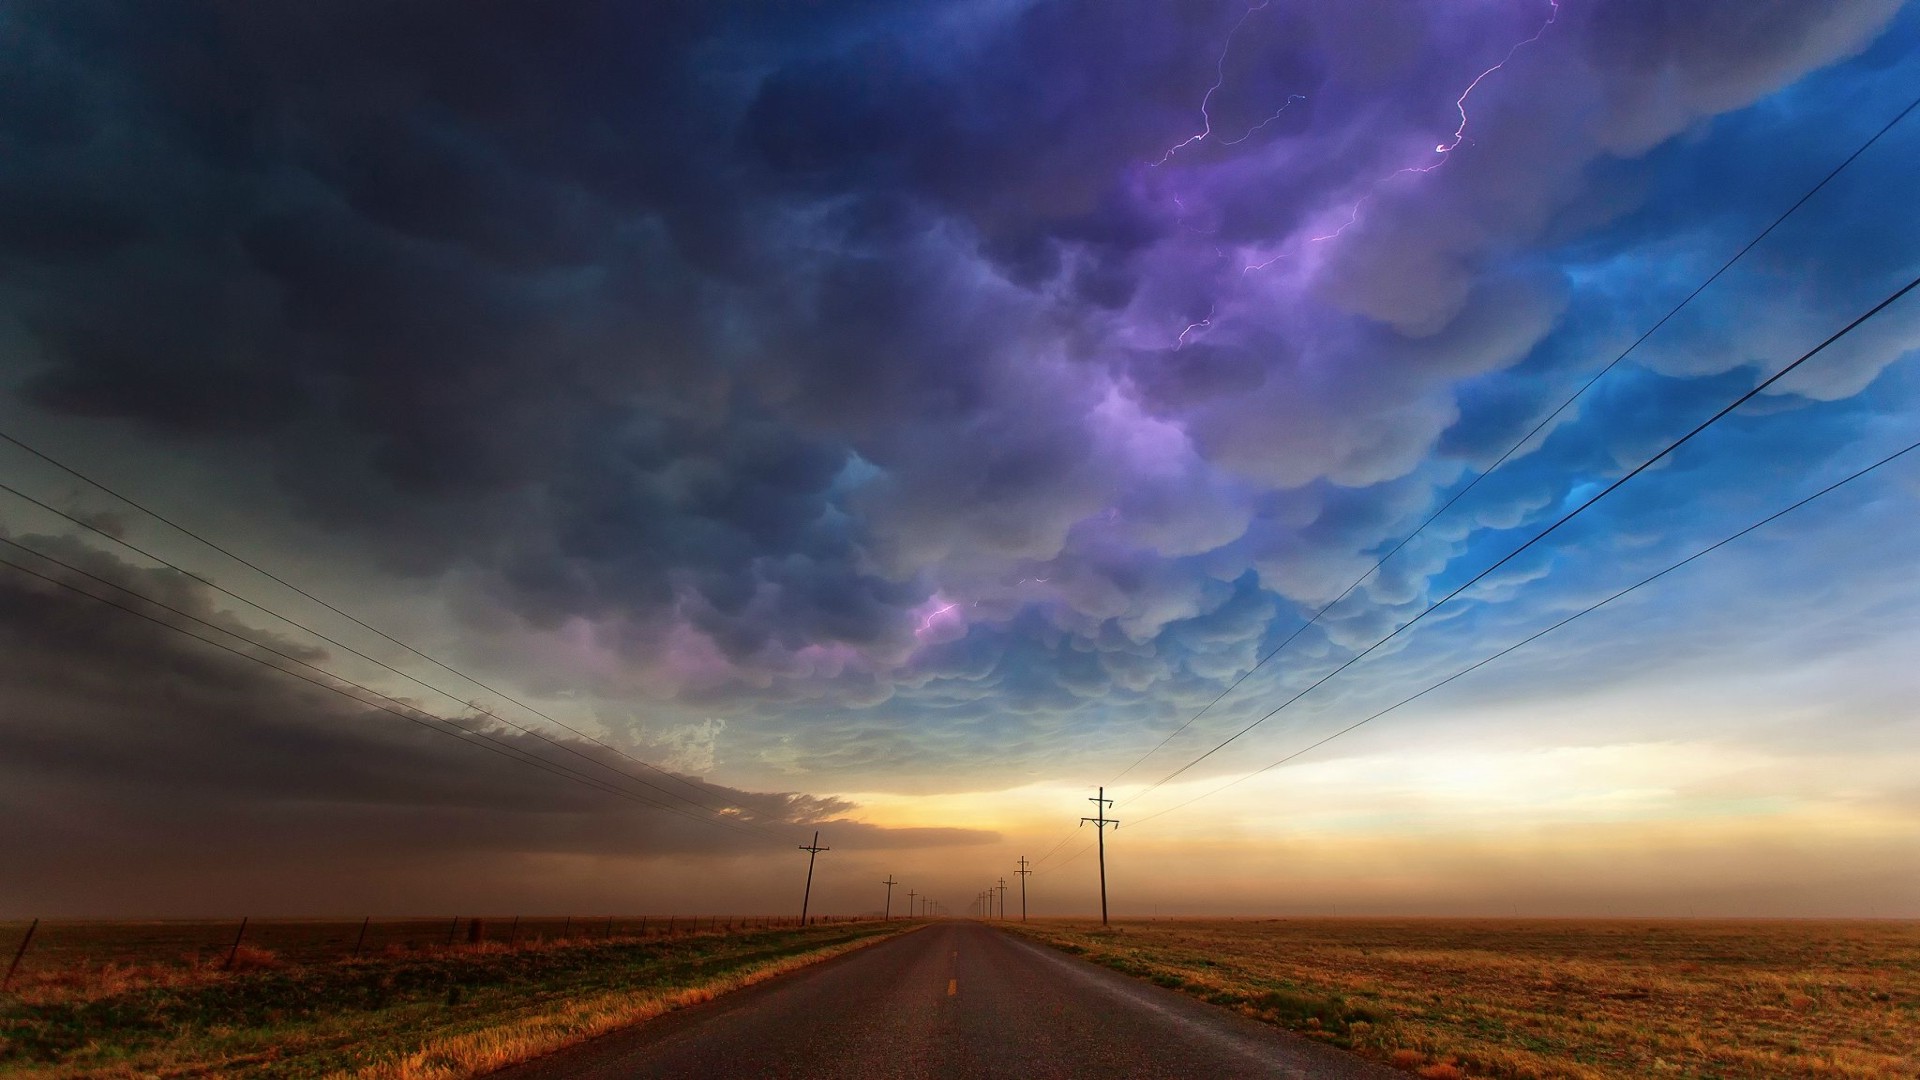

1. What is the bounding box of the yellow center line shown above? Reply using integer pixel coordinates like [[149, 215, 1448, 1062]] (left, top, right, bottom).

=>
[[947, 978, 958, 996]]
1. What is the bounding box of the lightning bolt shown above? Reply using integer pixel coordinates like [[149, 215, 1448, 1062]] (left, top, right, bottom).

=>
[[914, 602, 960, 636], [1153, 2, 1306, 165], [1436, 0, 1560, 155], [1175, 302, 1218, 349], [1181, 0, 1561, 345], [1218, 93, 1308, 148]]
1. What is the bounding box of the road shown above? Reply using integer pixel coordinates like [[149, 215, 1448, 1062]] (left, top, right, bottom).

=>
[[500, 921, 1399, 1079]]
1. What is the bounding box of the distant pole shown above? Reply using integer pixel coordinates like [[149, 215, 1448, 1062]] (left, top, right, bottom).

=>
[[223, 917, 249, 970], [906, 888, 917, 920], [798, 831, 830, 924], [1016, 857, 1031, 922], [1081, 786, 1119, 927], [882, 875, 899, 921], [352, 916, 371, 959], [3, 918, 38, 991], [997, 878, 1008, 921]]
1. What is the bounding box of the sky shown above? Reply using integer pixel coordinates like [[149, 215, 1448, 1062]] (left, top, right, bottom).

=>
[[1, 0, 1917, 919]]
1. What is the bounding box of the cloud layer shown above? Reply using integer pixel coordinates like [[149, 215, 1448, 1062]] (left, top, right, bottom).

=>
[[1, 0, 1917, 810]]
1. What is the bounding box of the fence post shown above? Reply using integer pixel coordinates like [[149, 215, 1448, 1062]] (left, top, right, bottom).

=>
[[562, 915, 571, 940], [445, 916, 460, 946], [509, 916, 519, 946], [352, 916, 371, 959], [639, 915, 647, 935], [223, 917, 249, 970], [3, 919, 38, 991]]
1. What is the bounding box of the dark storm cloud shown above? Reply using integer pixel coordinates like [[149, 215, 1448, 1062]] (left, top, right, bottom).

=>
[[0, 0, 1915, 795], [0, 540, 992, 908]]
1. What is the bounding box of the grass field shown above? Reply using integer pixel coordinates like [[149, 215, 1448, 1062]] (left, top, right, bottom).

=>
[[0, 918, 912, 1078], [1005, 918, 1920, 1080], [0, 915, 840, 978]]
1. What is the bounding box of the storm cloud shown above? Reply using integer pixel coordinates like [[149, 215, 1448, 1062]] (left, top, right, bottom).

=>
[[1, 0, 1918, 912]]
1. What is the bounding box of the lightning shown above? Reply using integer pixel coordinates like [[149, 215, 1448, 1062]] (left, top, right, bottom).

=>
[[1153, 2, 1306, 165], [1436, 0, 1560, 155], [1175, 302, 1218, 349], [1179, 0, 1562, 345], [914, 602, 960, 637], [1296, 0, 1561, 246]]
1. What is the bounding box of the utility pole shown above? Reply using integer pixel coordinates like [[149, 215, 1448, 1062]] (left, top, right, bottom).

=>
[[997, 878, 1008, 920], [1016, 856, 1031, 922], [882, 875, 898, 921], [1080, 786, 1119, 927], [798, 831, 830, 925], [906, 888, 917, 921]]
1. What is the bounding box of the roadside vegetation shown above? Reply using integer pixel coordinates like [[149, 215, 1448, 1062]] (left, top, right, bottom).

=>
[[1006, 918, 1920, 1080], [0, 919, 913, 1078]]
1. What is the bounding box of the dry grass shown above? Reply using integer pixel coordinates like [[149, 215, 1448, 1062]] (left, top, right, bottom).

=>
[[339, 932, 899, 1080], [1, 920, 914, 1078], [1006, 918, 1920, 1080]]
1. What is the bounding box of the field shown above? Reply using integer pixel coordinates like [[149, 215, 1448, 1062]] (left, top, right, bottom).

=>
[[0, 917, 910, 1078], [1005, 918, 1920, 1080]]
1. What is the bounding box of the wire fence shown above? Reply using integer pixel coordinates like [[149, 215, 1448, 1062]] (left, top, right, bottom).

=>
[[0, 913, 889, 989]]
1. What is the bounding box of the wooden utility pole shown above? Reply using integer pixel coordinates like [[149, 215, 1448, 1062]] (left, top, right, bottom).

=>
[[997, 878, 1008, 920], [798, 831, 830, 925], [1081, 786, 1119, 927], [3, 919, 37, 990], [906, 888, 917, 920], [1015, 856, 1031, 922], [882, 875, 898, 921]]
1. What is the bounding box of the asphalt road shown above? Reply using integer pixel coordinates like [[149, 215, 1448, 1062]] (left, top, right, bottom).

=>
[[499, 921, 1399, 1079]]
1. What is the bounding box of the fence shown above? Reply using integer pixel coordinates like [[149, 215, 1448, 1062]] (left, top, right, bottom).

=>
[[0, 913, 885, 989]]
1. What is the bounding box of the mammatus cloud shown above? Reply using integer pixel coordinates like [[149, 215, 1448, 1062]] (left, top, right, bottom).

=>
[[0, 0, 1915, 796]]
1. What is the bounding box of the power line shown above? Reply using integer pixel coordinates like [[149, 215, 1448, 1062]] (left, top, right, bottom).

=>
[[0, 541, 785, 843], [1107, 90, 1920, 786], [0, 480, 803, 842], [0, 428, 751, 825], [1129, 271, 1920, 801], [1121, 433, 1920, 830]]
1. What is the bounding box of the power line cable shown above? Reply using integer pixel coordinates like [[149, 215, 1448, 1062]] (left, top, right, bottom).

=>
[[1128, 271, 1920, 801], [0, 481, 803, 842], [1122, 434, 1920, 829], [0, 428, 796, 835], [1107, 90, 1920, 785]]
